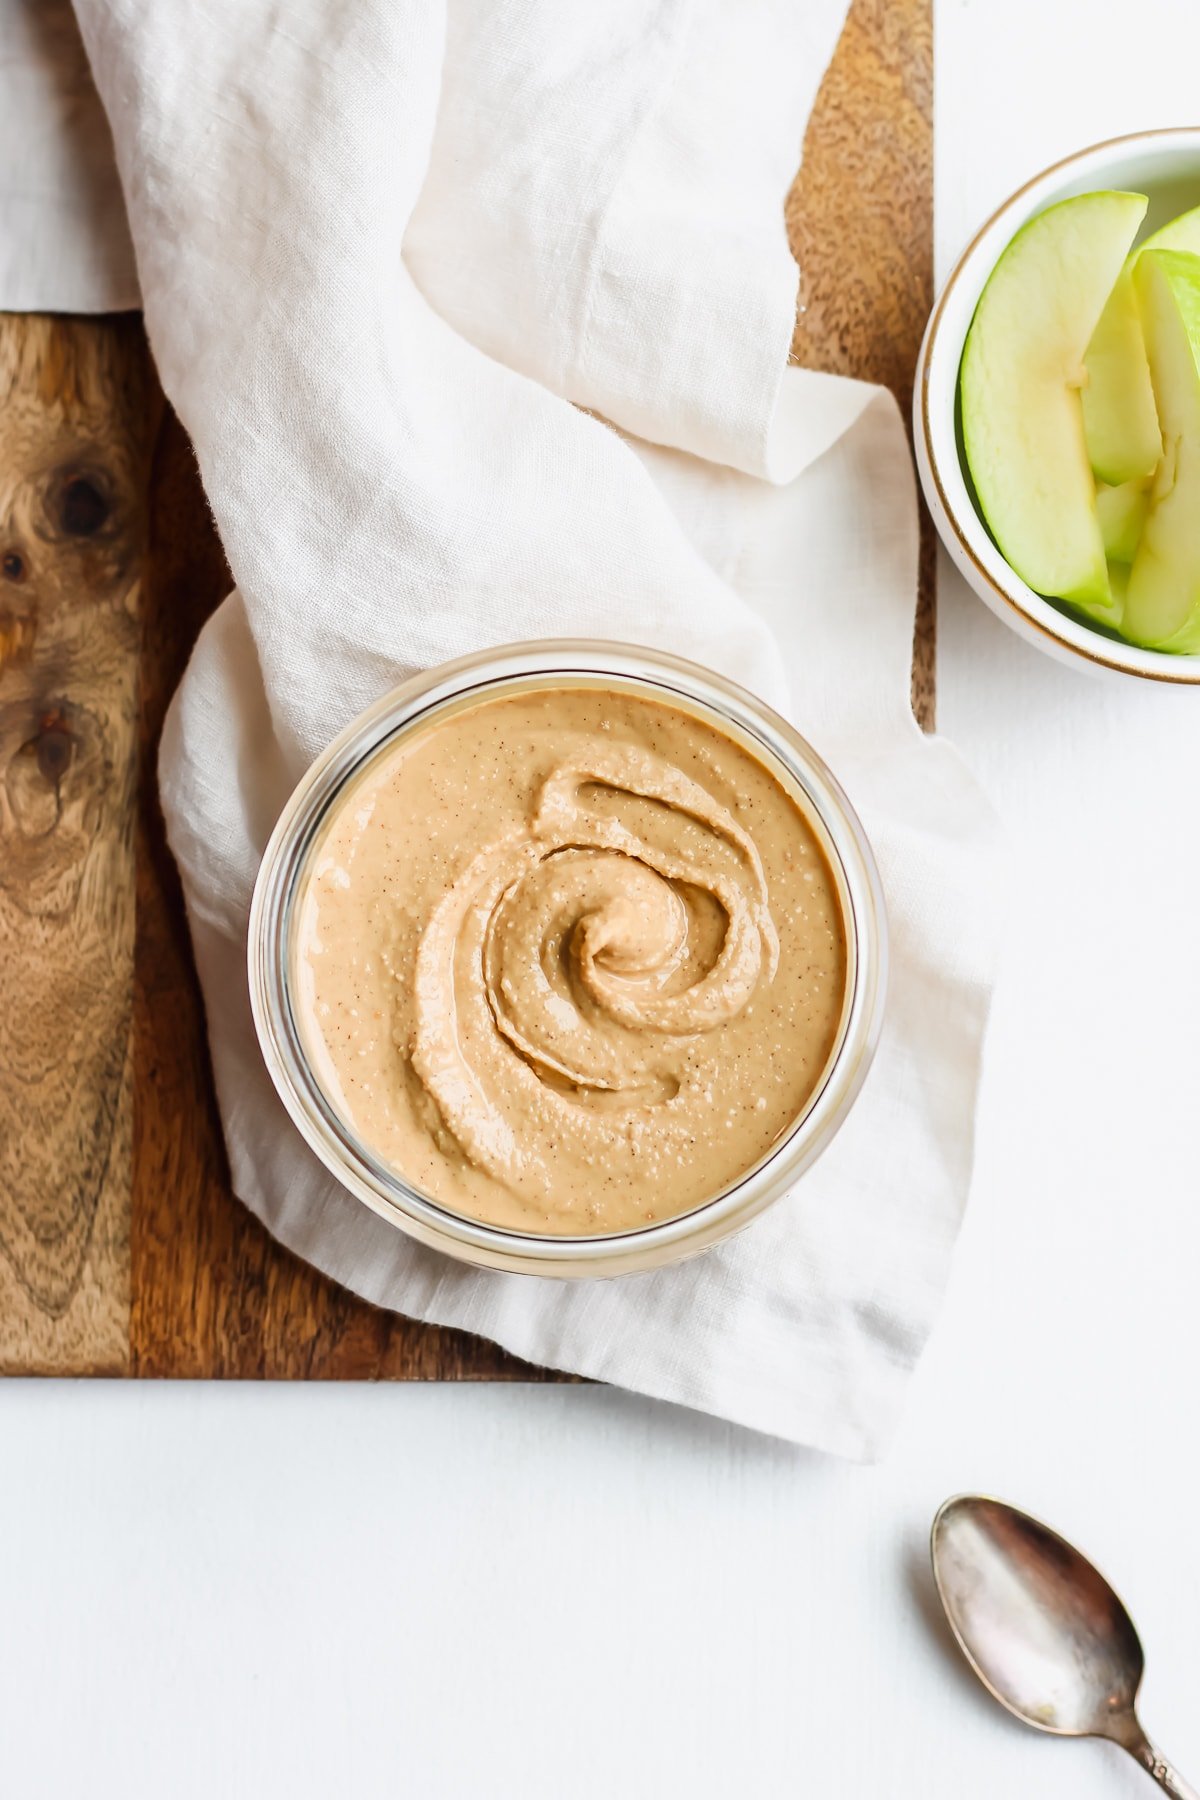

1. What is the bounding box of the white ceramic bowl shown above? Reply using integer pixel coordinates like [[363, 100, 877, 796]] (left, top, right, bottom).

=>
[[915, 127, 1200, 684]]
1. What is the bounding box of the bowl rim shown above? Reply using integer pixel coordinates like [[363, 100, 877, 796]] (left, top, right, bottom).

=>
[[246, 638, 889, 1279], [917, 124, 1200, 684]]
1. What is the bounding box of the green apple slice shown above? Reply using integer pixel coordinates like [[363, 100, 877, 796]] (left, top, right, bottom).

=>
[[961, 191, 1147, 614], [1122, 250, 1200, 650], [1102, 559, 1129, 632], [1095, 478, 1152, 564], [1083, 204, 1200, 485]]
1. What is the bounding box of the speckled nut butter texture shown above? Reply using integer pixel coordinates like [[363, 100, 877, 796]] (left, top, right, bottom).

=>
[[294, 686, 848, 1236]]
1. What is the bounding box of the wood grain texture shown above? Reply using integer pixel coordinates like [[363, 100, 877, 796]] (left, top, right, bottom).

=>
[[786, 0, 936, 730], [0, 313, 153, 1370], [1, 0, 932, 1376]]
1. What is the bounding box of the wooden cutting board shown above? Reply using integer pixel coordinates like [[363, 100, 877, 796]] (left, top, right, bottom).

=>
[[0, 0, 933, 1379]]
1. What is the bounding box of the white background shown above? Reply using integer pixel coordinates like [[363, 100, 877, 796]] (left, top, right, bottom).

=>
[[3, 2, 1199, 1793]]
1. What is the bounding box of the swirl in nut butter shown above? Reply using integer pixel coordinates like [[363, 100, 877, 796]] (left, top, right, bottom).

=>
[[295, 687, 847, 1235]]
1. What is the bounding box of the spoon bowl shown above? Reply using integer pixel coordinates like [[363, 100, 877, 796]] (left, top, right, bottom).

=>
[[930, 1495, 1196, 1796]]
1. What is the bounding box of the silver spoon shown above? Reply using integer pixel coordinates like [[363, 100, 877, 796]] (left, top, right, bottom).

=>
[[930, 1495, 1196, 1797]]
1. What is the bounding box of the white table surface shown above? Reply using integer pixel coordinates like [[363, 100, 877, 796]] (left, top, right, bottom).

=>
[[3, 4, 1199, 1794]]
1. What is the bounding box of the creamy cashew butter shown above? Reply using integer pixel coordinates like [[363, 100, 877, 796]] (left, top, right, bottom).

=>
[[295, 685, 848, 1236]]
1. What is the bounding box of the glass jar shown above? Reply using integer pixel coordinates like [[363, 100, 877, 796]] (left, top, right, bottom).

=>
[[248, 640, 888, 1277]]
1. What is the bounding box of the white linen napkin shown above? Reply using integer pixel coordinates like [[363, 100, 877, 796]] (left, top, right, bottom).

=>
[[0, 0, 136, 310], [6, 0, 1000, 1456]]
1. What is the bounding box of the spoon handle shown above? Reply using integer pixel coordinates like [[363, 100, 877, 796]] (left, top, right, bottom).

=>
[[1126, 1732, 1200, 1800]]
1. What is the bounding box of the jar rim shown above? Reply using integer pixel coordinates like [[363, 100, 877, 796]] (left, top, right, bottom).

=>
[[247, 638, 889, 1278]]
